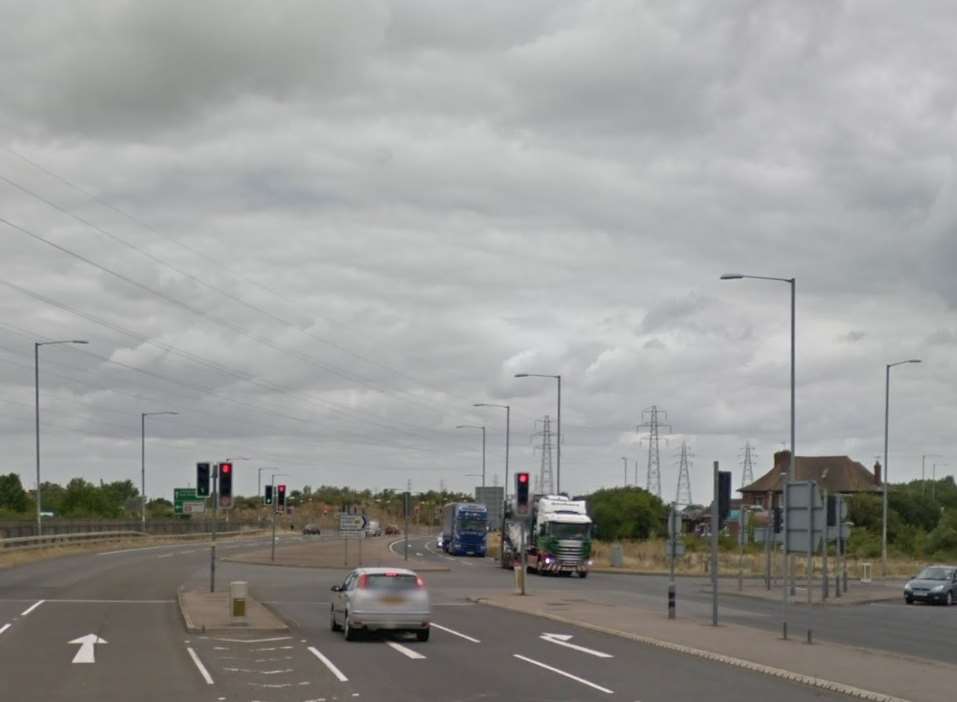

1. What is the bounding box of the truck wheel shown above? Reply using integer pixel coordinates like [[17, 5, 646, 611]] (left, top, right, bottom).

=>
[[578, 570, 589, 579], [416, 628, 430, 642]]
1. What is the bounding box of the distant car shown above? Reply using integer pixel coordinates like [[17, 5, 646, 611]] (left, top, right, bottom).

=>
[[436, 533, 444, 550], [904, 565, 957, 605], [330, 567, 431, 641], [366, 519, 383, 537], [384, 524, 400, 535], [302, 524, 321, 535]]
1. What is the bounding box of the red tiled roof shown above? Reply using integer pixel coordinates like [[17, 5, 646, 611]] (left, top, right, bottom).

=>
[[740, 451, 880, 494]]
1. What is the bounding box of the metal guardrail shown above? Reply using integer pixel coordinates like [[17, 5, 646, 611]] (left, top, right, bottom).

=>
[[0, 530, 145, 551]]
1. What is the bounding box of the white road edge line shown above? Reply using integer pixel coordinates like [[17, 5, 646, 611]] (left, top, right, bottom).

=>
[[386, 641, 427, 659], [514, 654, 613, 694], [0, 623, 11, 636], [20, 600, 45, 617], [187, 647, 215, 685], [96, 545, 174, 556], [431, 623, 480, 643], [541, 634, 613, 658], [307, 646, 349, 682]]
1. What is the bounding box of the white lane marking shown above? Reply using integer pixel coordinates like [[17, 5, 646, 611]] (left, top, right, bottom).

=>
[[416, 552, 424, 557], [187, 647, 215, 685], [386, 641, 427, 659], [69, 634, 107, 664], [514, 654, 613, 694], [97, 545, 174, 556], [20, 600, 45, 617], [0, 623, 11, 635], [157, 553, 175, 559], [460, 560, 474, 566], [541, 633, 613, 658], [16, 598, 173, 604], [308, 646, 349, 682], [211, 636, 293, 643], [223, 667, 294, 674], [431, 623, 480, 643]]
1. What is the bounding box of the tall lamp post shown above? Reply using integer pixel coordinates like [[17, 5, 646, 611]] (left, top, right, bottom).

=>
[[456, 425, 486, 487], [35, 339, 88, 535], [515, 373, 562, 493], [141, 411, 178, 532], [621, 457, 628, 486], [721, 273, 794, 603], [882, 359, 922, 576]]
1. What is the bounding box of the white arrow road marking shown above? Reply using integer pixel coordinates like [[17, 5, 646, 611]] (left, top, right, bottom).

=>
[[541, 633, 614, 658], [20, 600, 45, 617], [308, 646, 349, 682], [514, 654, 613, 694], [187, 647, 214, 685], [385, 641, 426, 659], [431, 623, 481, 643], [69, 634, 107, 664]]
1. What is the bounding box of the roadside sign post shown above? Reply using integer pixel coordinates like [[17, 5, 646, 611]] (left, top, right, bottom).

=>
[[667, 503, 682, 619], [765, 490, 773, 590], [404, 490, 410, 561], [710, 461, 719, 627], [209, 464, 219, 593]]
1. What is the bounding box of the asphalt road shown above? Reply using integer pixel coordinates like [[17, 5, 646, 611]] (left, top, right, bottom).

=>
[[0, 531, 948, 702]]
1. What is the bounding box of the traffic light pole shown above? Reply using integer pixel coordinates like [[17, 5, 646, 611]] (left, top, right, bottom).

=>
[[209, 465, 219, 593]]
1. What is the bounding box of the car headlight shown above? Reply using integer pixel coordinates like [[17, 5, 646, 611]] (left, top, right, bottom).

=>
[[932, 584, 946, 593], [904, 584, 912, 592]]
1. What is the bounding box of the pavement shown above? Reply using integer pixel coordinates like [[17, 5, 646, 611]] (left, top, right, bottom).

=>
[[0, 529, 953, 702]]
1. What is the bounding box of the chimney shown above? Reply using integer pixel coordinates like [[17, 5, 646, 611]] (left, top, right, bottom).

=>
[[873, 461, 882, 485], [774, 450, 791, 466]]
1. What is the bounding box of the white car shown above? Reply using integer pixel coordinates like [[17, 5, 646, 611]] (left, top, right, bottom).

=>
[[330, 567, 431, 641], [436, 533, 444, 550]]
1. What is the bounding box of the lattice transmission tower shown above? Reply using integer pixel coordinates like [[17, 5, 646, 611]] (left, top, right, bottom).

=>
[[740, 441, 757, 488], [675, 440, 694, 506], [531, 415, 555, 495], [638, 405, 672, 499]]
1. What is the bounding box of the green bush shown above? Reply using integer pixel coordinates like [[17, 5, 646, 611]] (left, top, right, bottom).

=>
[[587, 487, 666, 540]]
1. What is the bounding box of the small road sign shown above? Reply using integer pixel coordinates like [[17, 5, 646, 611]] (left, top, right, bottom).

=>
[[174, 487, 206, 515], [339, 513, 367, 532], [184, 501, 206, 515]]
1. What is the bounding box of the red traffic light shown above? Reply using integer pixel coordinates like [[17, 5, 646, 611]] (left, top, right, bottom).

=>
[[518, 473, 528, 483], [277, 484, 286, 493], [220, 462, 232, 474]]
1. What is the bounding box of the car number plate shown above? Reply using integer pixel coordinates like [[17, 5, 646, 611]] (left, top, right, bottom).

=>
[[382, 595, 406, 604]]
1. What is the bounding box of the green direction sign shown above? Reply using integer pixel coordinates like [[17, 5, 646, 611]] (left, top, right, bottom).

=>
[[174, 487, 205, 515]]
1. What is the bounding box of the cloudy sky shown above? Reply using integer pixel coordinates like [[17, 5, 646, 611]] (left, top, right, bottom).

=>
[[0, 1, 955, 506]]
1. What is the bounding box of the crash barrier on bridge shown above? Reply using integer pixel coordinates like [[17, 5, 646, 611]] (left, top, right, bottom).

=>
[[0, 530, 144, 551], [0, 519, 261, 540]]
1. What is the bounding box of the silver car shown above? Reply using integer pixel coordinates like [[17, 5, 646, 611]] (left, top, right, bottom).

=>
[[330, 567, 431, 641]]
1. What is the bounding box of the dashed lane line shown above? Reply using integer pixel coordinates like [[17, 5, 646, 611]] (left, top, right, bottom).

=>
[[20, 600, 44, 617], [431, 623, 481, 643], [0, 623, 11, 636], [307, 646, 349, 682], [186, 647, 215, 685], [514, 654, 613, 695], [385, 641, 427, 660]]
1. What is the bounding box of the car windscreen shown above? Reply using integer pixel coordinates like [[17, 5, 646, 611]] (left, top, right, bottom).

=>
[[365, 574, 419, 591], [457, 515, 486, 531], [916, 567, 952, 580], [548, 523, 590, 539]]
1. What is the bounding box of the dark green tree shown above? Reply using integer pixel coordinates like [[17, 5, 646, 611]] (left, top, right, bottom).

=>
[[586, 486, 666, 540], [0, 473, 29, 512]]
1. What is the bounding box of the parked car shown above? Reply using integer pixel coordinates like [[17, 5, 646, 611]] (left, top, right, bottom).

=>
[[330, 567, 431, 641], [384, 524, 400, 535], [904, 565, 957, 605], [302, 524, 321, 535]]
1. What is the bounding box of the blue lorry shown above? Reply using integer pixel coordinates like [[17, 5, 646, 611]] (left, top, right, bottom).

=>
[[442, 502, 488, 556]]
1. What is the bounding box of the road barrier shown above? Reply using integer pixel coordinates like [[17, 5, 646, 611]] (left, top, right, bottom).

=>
[[0, 530, 144, 551]]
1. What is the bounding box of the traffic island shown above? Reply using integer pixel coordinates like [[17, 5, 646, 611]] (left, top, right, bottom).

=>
[[178, 590, 288, 633], [223, 535, 449, 572]]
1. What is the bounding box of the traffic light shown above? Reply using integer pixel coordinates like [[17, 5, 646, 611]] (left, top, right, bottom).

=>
[[219, 462, 233, 509], [718, 470, 731, 523], [264, 484, 273, 505], [277, 484, 287, 509], [515, 472, 530, 517], [772, 507, 783, 533], [196, 462, 211, 497]]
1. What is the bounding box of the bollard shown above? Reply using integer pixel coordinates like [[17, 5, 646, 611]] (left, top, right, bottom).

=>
[[835, 573, 841, 598], [806, 629, 813, 645], [514, 565, 526, 595], [782, 622, 788, 640], [667, 583, 676, 619], [229, 581, 248, 620]]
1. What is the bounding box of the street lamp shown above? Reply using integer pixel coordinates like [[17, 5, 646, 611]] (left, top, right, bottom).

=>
[[515, 373, 562, 493], [473, 404, 510, 500], [621, 457, 628, 486], [35, 338, 88, 535], [456, 425, 486, 487], [141, 411, 178, 532], [882, 359, 922, 576], [721, 273, 794, 604]]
